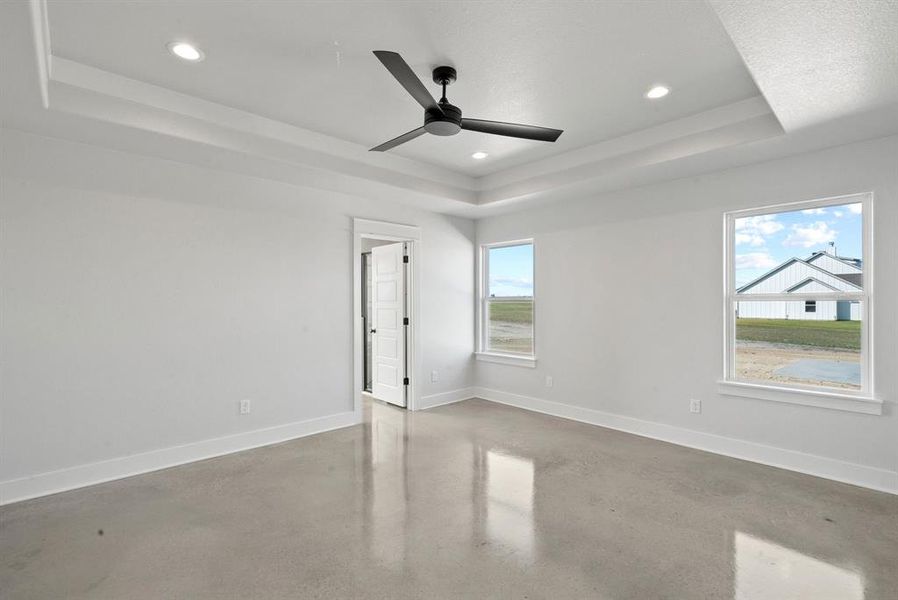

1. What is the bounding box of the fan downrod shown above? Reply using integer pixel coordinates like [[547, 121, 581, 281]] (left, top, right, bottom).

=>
[[425, 65, 461, 136]]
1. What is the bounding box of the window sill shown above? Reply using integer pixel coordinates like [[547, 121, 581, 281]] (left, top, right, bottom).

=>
[[718, 380, 882, 415], [475, 352, 537, 368]]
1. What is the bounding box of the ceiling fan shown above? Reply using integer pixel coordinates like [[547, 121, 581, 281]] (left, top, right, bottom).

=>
[[370, 51, 563, 152]]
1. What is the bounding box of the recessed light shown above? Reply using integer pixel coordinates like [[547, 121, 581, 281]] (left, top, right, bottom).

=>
[[645, 85, 670, 99], [167, 42, 203, 62], [471, 151, 488, 160]]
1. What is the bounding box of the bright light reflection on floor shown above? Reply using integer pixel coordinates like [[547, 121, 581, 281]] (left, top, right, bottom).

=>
[[487, 451, 535, 564], [368, 410, 407, 569], [735, 531, 864, 600]]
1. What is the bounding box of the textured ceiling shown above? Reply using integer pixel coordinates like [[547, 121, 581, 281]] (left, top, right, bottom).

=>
[[46, 0, 760, 176], [5, 0, 897, 217], [711, 0, 898, 131]]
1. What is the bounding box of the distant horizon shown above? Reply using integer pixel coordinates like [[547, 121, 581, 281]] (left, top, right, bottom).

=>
[[486, 205, 862, 292], [488, 243, 534, 297]]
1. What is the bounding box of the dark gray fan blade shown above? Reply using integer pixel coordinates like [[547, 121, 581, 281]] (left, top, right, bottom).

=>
[[461, 118, 563, 142], [373, 51, 443, 114], [370, 126, 427, 152]]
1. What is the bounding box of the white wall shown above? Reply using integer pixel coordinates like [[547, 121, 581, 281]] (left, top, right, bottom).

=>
[[475, 134, 898, 490], [3, 127, 896, 501], [0, 129, 475, 500]]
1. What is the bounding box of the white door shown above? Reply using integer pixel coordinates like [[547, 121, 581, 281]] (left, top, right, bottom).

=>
[[371, 242, 407, 407]]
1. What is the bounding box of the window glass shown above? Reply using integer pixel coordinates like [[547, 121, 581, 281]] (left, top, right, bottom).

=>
[[485, 243, 533, 355], [734, 304, 862, 390], [731, 201, 864, 391], [734, 202, 863, 292]]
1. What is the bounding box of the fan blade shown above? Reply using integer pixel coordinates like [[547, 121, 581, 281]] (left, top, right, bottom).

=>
[[373, 51, 443, 114], [461, 118, 563, 142], [370, 126, 427, 152]]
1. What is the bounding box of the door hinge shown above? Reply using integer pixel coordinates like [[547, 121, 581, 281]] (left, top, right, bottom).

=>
[[403, 317, 409, 325], [402, 255, 409, 264], [403, 377, 410, 385]]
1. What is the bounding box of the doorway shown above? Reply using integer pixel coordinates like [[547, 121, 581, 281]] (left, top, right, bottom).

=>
[[353, 219, 421, 415], [362, 239, 408, 406]]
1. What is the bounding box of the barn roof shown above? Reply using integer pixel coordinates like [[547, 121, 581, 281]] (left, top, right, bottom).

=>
[[835, 272, 864, 287], [737, 254, 863, 293], [784, 277, 842, 292], [806, 251, 863, 271]]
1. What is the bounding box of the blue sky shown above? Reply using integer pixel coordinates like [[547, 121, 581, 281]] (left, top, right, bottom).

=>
[[735, 202, 862, 287], [489, 243, 533, 297]]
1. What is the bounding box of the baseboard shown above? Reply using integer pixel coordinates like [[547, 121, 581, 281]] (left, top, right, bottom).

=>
[[6, 391, 893, 505], [418, 387, 476, 410], [472, 387, 898, 495], [0, 411, 360, 506]]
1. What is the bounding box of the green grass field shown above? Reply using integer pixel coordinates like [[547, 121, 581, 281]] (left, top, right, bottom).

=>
[[489, 300, 533, 324], [488, 300, 533, 353], [487, 306, 857, 350], [736, 318, 860, 350]]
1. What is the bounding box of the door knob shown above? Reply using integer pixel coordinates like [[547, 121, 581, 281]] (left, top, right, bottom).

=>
[[370, 328, 376, 333]]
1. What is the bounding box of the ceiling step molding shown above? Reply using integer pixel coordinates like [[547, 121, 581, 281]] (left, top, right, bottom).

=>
[[46, 55, 784, 212], [48, 57, 479, 206], [477, 97, 782, 205], [24, 0, 790, 215]]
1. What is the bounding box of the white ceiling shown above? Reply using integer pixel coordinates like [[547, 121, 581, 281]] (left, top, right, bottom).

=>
[[711, 0, 898, 131], [3, 1, 898, 218], [46, 0, 760, 176]]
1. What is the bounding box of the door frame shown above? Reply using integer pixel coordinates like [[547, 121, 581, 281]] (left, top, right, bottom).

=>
[[352, 218, 421, 417]]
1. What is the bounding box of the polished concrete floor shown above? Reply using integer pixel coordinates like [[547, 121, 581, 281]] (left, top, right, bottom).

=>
[[2, 398, 897, 599]]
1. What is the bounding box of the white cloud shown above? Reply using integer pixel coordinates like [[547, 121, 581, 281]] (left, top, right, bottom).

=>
[[848, 203, 862, 214], [833, 210, 844, 218], [490, 276, 532, 290], [735, 252, 778, 270], [802, 208, 827, 215], [783, 221, 837, 248], [735, 214, 784, 235], [735, 233, 765, 246], [734, 214, 784, 246]]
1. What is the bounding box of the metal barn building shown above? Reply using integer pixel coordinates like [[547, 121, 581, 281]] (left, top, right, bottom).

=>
[[737, 252, 862, 321]]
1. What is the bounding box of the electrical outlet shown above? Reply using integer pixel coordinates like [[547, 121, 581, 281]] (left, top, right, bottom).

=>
[[239, 399, 252, 415], [689, 399, 701, 414], [545, 375, 554, 388], [431, 370, 439, 383]]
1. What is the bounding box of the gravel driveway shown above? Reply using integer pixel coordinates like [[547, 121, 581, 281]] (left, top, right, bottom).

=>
[[736, 341, 861, 389]]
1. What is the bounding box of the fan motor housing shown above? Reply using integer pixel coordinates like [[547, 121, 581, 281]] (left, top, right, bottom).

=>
[[425, 103, 462, 136], [432, 66, 457, 85]]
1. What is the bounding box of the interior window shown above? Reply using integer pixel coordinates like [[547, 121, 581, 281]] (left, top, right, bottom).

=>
[[726, 196, 869, 393], [482, 242, 534, 355]]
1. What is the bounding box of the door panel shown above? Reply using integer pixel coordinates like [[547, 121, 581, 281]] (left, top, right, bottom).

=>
[[371, 242, 407, 407]]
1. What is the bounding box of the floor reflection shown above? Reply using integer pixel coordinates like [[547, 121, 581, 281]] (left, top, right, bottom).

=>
[[5, 397, 895, 598], [352, 397, 888, 598], [735, 531, 864, 600], [363, 398, 536, 568], [485, 451, 535, 564], [363, 398, 410, 570]]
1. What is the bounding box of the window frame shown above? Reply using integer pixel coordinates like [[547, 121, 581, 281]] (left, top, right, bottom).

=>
[[721, 192, 880, 414], [476, 239, 536, 367]]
